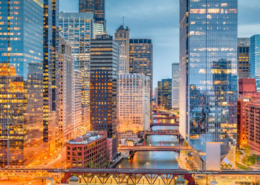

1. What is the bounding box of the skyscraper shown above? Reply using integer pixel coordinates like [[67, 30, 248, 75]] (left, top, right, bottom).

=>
[[59, 13, 93, 134], [115, 25, 130, 74], [237, 38, 250, 80], [43, 0, 59, 148], [129, 39, 153, 109], [79, 0, 106, 31], [118, 74, 150, 133], [157, 79, 172, 110], [90, 34, 118, 158], [172, 63, 180, 109], [180, 0, 238, 169], [0, 0, 43, 166], [249, 35, 260, 91], [58, 36, 75, 143]]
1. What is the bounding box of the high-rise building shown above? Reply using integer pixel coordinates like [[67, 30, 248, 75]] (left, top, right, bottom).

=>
[[172, 63, 180, 109], [157, 79, 172, 110], [59, 13, 93, 134], [118, 74, 150, 133], [249, 35, 260, 91], [115, 25, 130, 74], [94, 23, 104, 39], [237, 79, 260, 148], [90, 34, 118, 158], [58, 36, 75, 143], [180, 0, 238, 170], [237, 38, 250, 80], [0, 0, 43, 166], [43, 0, 59, 147], [74, 70, 83, 138], [129, 39, 153, 112], [79, 0, 106, 31]]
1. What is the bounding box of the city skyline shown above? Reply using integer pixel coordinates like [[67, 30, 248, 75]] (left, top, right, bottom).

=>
[[60, 0, 260, 88]]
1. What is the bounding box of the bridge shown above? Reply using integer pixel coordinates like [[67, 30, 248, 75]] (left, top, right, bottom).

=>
[[118, 146, 192, 153], [3, 168, 260, 184], [150, 123, 179, 127], [137, 130, 180, 138], [153, 116, 177, 119]]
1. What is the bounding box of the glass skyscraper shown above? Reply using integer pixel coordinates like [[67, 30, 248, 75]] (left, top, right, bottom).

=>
[[79, 0, 106, 31], [0, 0, 43, 166], [237, 38, 250, 80], [59, 13, 94, 136], [249, 35, 260, 91], [180, 0, 238, 168], [157, 79, 172, 110]]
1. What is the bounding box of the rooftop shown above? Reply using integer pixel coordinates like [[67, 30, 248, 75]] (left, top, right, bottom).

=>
[[67, 131, 106, 145]]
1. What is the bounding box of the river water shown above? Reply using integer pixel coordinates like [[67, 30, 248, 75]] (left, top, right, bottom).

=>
[[117, 126, 181, 169]]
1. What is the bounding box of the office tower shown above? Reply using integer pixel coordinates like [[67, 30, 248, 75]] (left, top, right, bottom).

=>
[[0, 0, 43, 166], [115, 25, 130, 74], [43, 0, 59, 147], [154, 87, 158, 107], [90, 34, 118, 158], [237, 79, 260, 148], [180, 0, 238, 170], [172, 63, 180, 109], [237, 38, 250, 80], [94, 23, 104, 39], [118, 74, 150, 133], [74, 70, 83, 138], [129, 39, 153, 110], [59, 13, 93, 133], [157, 79, 172, 110], [79, 0, 106, 30], [58, 36, 75, 143], [250, 35, 260, 91]]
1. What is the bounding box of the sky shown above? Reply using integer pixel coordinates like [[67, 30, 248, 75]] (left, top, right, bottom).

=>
[[60, 0, 260, 89]]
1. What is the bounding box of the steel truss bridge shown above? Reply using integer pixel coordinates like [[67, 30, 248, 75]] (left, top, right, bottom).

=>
[[2, 168, 260, 184], [118, 146, 192, 152], [137, 130, 180, 138]]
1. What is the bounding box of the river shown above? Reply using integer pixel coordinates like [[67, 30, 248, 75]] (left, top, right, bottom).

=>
[[117, 126, 182, 169]]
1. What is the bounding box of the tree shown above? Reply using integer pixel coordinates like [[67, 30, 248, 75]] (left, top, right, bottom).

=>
[[244, 145, 252, 156], [89, 160, 94, 168]]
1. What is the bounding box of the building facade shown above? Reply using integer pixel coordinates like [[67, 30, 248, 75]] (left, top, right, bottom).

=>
[[118, 74, 150, 134], [172, 63, 180, 109], [0, 0, 44, 166], [79, 0, 106, 31], [249, 35, 260, 91], [59, 13, 93, 134], [180, 0, 238, 169], [158, 79, 172, 110], [129, 39, 153, 115], [94, 23, 104, 39], [90, 35, 118, 158], [237, 79, 258, 148], [115, 25, 130, 74], [237, 38, 250, 80], [66, 131, 107, 168], [58, 36, 75, 144]]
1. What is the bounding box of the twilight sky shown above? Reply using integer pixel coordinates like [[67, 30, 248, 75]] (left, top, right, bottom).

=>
[[60, 0, 260, 89]]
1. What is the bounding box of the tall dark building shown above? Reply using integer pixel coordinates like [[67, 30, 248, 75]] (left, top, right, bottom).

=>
[[237, 38, 250, 80], [158, 79, 172, 110], [90, 35, 118, 158], [129, 39, 153, 105], [43, 0, 59, 147], [79, 0, 106, 30]]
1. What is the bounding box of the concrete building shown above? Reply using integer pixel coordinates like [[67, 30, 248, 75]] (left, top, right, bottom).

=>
[[59, 13, 93, 133], [237, 38, 250, 80], [74, 70, 83, 138], [66, 131, 108, 168], [249, 35, 260, 91], [180, 0, 238, 169], [172, 63, 180, 109], [237, 79, 260, 148], [115, 25, 130, 74], [90, 34, 119, 158], [118, 74, 150, 134], [158, 79, 172, 110], [58, 36, 75, 144], [94, 23, 104, 39]]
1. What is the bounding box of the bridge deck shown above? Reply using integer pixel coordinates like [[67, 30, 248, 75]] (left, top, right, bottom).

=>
[[118, 146, 192, 151]]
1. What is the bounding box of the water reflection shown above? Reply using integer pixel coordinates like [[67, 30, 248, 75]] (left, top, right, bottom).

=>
[[117, 126, 181, 169]]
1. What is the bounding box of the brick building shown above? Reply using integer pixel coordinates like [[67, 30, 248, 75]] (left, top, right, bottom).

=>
[[66, 131, 108, 168]]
